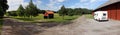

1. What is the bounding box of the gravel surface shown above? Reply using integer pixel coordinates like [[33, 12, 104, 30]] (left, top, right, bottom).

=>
[[1, 16, 120, 35], [36, 16, 120, 35]]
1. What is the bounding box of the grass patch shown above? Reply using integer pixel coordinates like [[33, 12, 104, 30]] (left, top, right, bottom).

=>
[[0, 19, 3, 34], [12, 13, 79, 23], [14, 17, 34, 21], [84, 14, 93, 19], [45, 15, 79, 22]]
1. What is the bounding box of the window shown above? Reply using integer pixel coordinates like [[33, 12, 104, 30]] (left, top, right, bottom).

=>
[[103, 13, 106, 16]]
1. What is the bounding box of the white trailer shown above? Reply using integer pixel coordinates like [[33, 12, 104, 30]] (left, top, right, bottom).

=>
[[94, 11, 108, 21]]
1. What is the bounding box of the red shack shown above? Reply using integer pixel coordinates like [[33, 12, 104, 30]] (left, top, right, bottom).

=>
[[44, 10, 54, 19], [93, 0, 120, 20]]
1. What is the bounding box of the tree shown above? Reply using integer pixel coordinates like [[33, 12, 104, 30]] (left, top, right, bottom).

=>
[[38, 10, 45, 14], [17, 4, 25, 17], [74, 8, 82, 15], [31, 5, 39, 17], [0, 0, 9, 18], [81, 8, 92, 14], [7, 11, 17, 17], [25, 0, 39, 18], [58, 5, 67, 19], [66, 8, 74, 16], [57, 7, 92, 16], [0, 7, 3, 17]]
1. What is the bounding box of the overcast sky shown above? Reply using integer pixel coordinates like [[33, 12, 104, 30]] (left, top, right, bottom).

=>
[[7, 0, 108, 11]]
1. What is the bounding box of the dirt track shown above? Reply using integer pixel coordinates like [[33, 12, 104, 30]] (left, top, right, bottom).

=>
[[1, 15, 120, 35]]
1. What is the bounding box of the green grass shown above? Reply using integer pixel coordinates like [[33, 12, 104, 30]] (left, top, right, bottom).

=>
[[84, 14, 93, 19], [12, 13, 79, 23], [0, 19, 3, 34]]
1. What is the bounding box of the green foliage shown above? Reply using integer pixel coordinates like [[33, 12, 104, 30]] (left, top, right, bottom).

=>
[[0, 0, 9, 18], [0, 7, 3, 17], [0, 19, 3, 26], [74, 8, 83, 15], [7, 0, 40, 18], [58, 6, 92, 16], [38, 10, 45, 14], [7, 11, 17, 17], [85, 14, 93, 19], [66, 8, 74, 16], [0, 19, 3, 33], [24, 0, 39, 17], [58, 5, 67, 19], [58, 5, 67, 16], [81, 8, 92, 14], [17, 4, 25, 17], [12, 13, 79, 23]]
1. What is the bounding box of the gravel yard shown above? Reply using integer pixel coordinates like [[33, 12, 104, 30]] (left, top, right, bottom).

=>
[[36, 16, 120, 35], [1, 15, 120, 35]]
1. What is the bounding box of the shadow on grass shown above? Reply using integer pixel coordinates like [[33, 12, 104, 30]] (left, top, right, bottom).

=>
[[38, 21, 72, 28], [14, 18, 34, 21], [0, 19, 3, 34], [0, 19, 3, 25], [65, 19, 73, 20]]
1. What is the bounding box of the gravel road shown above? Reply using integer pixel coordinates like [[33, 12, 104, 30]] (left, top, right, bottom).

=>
[[1, 15, 120, 35], [36, 16, 120, 35]]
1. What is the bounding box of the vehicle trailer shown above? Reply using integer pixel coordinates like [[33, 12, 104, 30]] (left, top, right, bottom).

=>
[[94, 11, 108, 21]]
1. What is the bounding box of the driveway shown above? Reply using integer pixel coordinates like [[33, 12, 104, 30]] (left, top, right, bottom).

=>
[[36, 15, 120, 35], [1, 15, 120, 35]]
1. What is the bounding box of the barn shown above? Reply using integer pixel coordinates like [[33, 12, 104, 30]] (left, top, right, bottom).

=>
[[93, 0, 120, 20]]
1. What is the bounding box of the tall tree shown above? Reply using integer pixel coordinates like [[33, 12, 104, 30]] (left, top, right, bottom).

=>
[[0, 0, 9, 18], [25, 0, 39, 18], [17, 4, 25, 17], [58, 5, 67, 19]]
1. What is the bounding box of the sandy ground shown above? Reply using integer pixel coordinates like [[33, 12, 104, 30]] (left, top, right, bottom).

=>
[[1, 15, 120, 35]]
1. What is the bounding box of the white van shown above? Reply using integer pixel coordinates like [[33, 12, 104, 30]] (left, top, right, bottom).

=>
[[94, 11, 108, 21]]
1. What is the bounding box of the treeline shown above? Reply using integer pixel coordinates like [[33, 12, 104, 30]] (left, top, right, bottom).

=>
[[6, 10, 45, 17], [7, 5, 92, 18], [6, 0, 92, 18], [6, 0, 44, 18], [58, 5, 92, 16], [0, 0, 92, 19]]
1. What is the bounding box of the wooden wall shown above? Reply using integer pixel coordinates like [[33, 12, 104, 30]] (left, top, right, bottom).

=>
[[106, 2, 120, 20], [93, 2, 120, 20]]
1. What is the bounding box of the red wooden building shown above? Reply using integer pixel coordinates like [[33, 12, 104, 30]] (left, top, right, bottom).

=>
[[44, 10, 54, 19], [93, 0, 120, 20]]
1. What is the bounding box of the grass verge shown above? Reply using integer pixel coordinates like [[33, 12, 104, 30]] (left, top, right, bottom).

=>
[[0, 19, 3, 34], [84, 14, 93, 19], [12, 13, 79, 23]]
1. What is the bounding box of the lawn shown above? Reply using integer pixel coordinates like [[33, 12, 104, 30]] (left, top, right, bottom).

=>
[[84, 14, 93, 19], [12, 13, 79, 23]]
